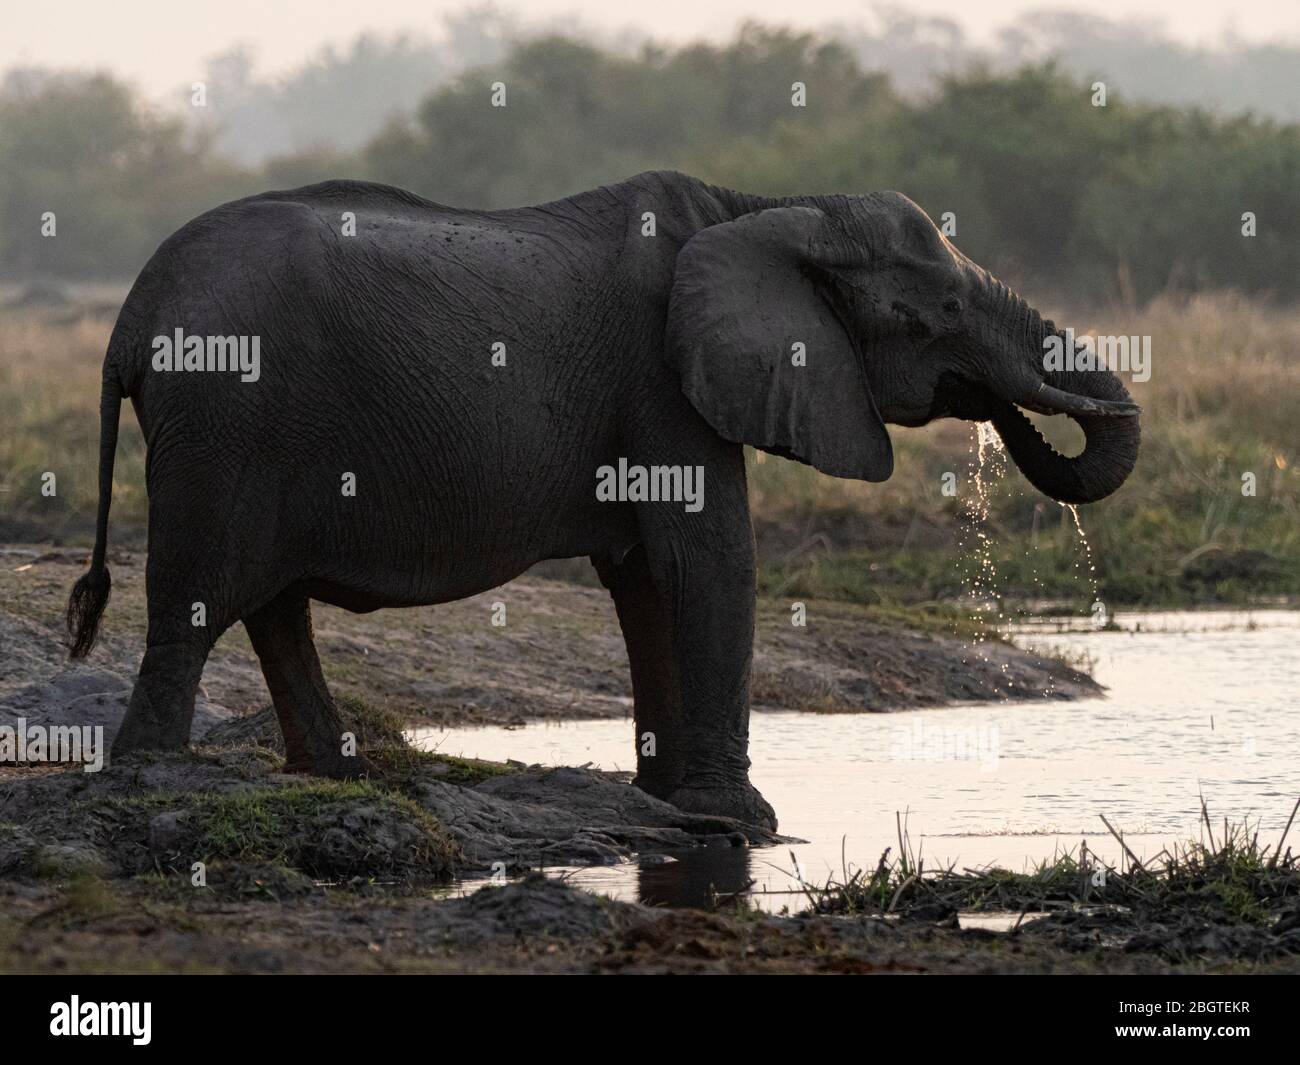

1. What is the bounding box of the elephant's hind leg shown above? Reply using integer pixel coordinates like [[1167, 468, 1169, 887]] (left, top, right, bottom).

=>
[[243, 589, 365, 777], [112, 638, 214, 755], [594, 545, 684, 799], [113, 547, 235, 759]]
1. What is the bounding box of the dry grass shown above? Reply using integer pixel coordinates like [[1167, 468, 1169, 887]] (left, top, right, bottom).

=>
[[0, 304, 145, 541], [2, 291, 1297, 604]]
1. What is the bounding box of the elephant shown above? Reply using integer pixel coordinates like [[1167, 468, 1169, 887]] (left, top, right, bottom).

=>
[[66, 170, 1139, 830]]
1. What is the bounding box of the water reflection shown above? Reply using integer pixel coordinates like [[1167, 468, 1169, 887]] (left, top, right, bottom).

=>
[[636, 843, 754, 908]]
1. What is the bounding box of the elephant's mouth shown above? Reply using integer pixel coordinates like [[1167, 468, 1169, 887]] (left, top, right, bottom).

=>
[[938, 374, 1141, 505]]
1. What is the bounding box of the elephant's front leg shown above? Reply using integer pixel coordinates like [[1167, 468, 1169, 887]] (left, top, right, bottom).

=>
[[634, 450, 777, 831], [592, 546, 684, 799]]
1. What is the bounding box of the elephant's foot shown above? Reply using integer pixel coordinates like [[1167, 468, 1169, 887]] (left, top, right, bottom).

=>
[[112, 642, 209, 759], [244, 591, 379, 782], [632, 767, 683, 803], [667, 782, 778, 832], [283, 750, 376, 780], [112, 703, 193, 763], [110, 730, 187, 763]]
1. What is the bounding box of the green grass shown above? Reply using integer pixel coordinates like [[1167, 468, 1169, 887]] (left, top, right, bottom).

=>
[[53, 869, 121, 920], [370, 746, 516, 786], [190, 780, 451, 870], [100, 779, 460, 882]]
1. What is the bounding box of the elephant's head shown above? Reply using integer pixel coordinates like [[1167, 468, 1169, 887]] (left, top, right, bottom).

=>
[[666, 194, 1139, 504]]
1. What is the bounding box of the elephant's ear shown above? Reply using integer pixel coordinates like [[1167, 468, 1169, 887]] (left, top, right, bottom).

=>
[[666, 206, 893, 481]]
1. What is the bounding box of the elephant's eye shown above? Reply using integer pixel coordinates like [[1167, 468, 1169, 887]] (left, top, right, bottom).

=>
[[942, 296, 963, 315]]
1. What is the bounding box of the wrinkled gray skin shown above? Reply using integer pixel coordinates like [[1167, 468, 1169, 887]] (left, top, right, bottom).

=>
[[68, 171, 1139, 830]]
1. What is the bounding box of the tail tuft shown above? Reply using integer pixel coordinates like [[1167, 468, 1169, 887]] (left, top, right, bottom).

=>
[[68, 357, 123, 659], [67, 562, 112, 658]]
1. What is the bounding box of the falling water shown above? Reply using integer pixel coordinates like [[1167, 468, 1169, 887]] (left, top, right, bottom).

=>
[[1063, 503, 1101, 616], [956, 422, 1013, 689], [955, 423, 1101, 693]]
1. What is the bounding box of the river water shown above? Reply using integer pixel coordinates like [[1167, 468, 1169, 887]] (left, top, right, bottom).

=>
[[412, 609, 1300, 910]]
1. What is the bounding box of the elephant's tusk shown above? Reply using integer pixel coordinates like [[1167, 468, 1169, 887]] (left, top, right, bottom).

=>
[[1019, 382, 1142, 419]]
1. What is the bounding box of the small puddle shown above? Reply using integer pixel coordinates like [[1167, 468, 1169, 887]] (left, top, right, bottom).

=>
[[957, 911, 1049, 932]]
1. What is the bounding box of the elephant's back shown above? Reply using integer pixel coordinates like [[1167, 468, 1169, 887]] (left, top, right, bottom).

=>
[[116, 178, 628, 386], [112, 179, 633, 512]]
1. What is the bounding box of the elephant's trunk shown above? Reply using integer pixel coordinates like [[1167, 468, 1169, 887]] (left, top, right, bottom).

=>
[[983, 288, 1141, 505]]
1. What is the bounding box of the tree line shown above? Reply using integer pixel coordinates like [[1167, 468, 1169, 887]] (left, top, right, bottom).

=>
[[3, 25, 1297, 303]]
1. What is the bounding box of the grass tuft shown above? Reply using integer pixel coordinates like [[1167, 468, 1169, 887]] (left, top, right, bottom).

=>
[[799, 798, 1300, 935]]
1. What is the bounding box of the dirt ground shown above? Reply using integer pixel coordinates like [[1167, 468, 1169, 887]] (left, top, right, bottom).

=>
[[5, 868, 1296, 975]]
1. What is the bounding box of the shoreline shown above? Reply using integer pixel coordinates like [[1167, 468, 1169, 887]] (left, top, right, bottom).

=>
[[1, 548, 1295, 975], [1, 543, 1101, 741]]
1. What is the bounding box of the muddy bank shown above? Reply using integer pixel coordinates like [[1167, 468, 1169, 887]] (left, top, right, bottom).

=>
[[0, 713, 786, 887], [1, 690, 1294, 974], [0, 542, 1165, 974], [4, 864, 1296, 974], [3, 738, 1294, 975], [0, 700, 807, 972], [0, 544, 1098, 737]]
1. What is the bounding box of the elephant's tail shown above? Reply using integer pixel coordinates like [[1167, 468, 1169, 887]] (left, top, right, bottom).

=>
[[67, 360, 123, 658]]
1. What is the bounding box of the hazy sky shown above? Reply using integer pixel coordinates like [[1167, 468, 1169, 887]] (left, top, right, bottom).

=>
[[7, 0, 1300, 98]]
